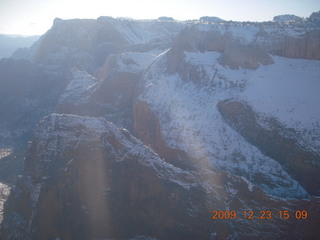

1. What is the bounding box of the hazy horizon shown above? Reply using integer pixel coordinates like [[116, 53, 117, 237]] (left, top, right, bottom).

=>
[[0, 0, 319, 36]]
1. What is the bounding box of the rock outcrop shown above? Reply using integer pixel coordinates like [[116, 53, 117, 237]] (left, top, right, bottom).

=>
[[273, 30, 320, 60], [57, 52, 156, 131], [0, 183, 10, 224], [137, 31, 319, 198], [166, 27, 274, 71], [0, 114, 211, 240], [219, 42, 274, 69], [217, 99, 320, 196], [1, 114, 320, 240], [13, 18, 184, 73], [133, 101, 193, 170]]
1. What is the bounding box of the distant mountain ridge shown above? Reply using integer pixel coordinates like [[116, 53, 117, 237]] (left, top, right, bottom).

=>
[[11, 11, 320, 71], [0, 35, 39, 59]]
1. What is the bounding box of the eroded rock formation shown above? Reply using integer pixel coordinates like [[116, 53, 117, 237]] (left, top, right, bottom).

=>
[[0, 114, 211, 240], [273, 31, 320, 60], [133, 101, 194, 170], [1, 114, 320, 240], [217, 99, 320, 196]]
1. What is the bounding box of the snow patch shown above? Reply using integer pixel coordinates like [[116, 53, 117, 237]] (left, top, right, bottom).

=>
[[59, 68, 98, 104], [0, 148, 12, 160], [240, 56, 320, 152], [241, 176, 254, 192]]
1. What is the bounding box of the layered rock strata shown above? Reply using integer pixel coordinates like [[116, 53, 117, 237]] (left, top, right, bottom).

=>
[[1, 114, 320, 240], [217, 99, 320, 196]]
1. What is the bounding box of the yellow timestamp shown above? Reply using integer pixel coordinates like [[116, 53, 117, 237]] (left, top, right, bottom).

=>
[[211, 210, 308, 220]]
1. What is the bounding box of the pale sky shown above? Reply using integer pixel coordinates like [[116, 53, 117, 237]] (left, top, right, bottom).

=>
[[0, 0, 319, 36]]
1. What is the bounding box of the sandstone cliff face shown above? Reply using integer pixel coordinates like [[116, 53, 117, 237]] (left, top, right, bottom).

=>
[[273, 31, 320, 60], [133, 101, 167, 155], [14, 18, 183, 73], [217, 99, 320, 196], [219, 42, 274, 69], [57, 52, 156, 131], [1, 114, 320, 240], [133, 101, 193, 170], [166, 20, 320, 74], [166, 27, 274, 72], [0, 114, 211, 240]]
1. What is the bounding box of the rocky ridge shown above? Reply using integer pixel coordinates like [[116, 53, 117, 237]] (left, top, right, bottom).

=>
[[12, 17, 184, 73], [1, 114, 320, 240]]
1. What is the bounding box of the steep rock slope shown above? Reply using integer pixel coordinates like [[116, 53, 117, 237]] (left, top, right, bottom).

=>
[[12, 17, 184, 73], [0, 17, 176, 207], [57, 51, 157, 130], [217, 99, 320, 195], [0, 17, 168, 146], [1, 114, 320, 240], [133, 101, 192, 170], [136, 23, 320, 198], [0, 114, 210, 240], [0, 183, 10, 224], [166, 17, 320, 71], [0, 149, 11, 223]]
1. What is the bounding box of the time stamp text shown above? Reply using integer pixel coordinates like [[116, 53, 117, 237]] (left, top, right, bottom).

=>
[[212, 210, 308, 220]]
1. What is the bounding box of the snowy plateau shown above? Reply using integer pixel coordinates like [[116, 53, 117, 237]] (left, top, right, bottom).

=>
[[0, 12, 320, 240]]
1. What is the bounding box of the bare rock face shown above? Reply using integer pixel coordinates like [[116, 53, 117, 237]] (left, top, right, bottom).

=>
[[0, 183, 10, 224], [166, 18, 320, 73], [219, 42, 274, 69], [133, 101, 192, 170], [57, 52, 156, 131], [273, 31, 320, 60], [166, 26, 274, 72], [133, 101, 166, 155], [14, 18, 184, 73], [217, 99, 320, 196], [1, 114, 320, 240], [0, 114, 211, 240]]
